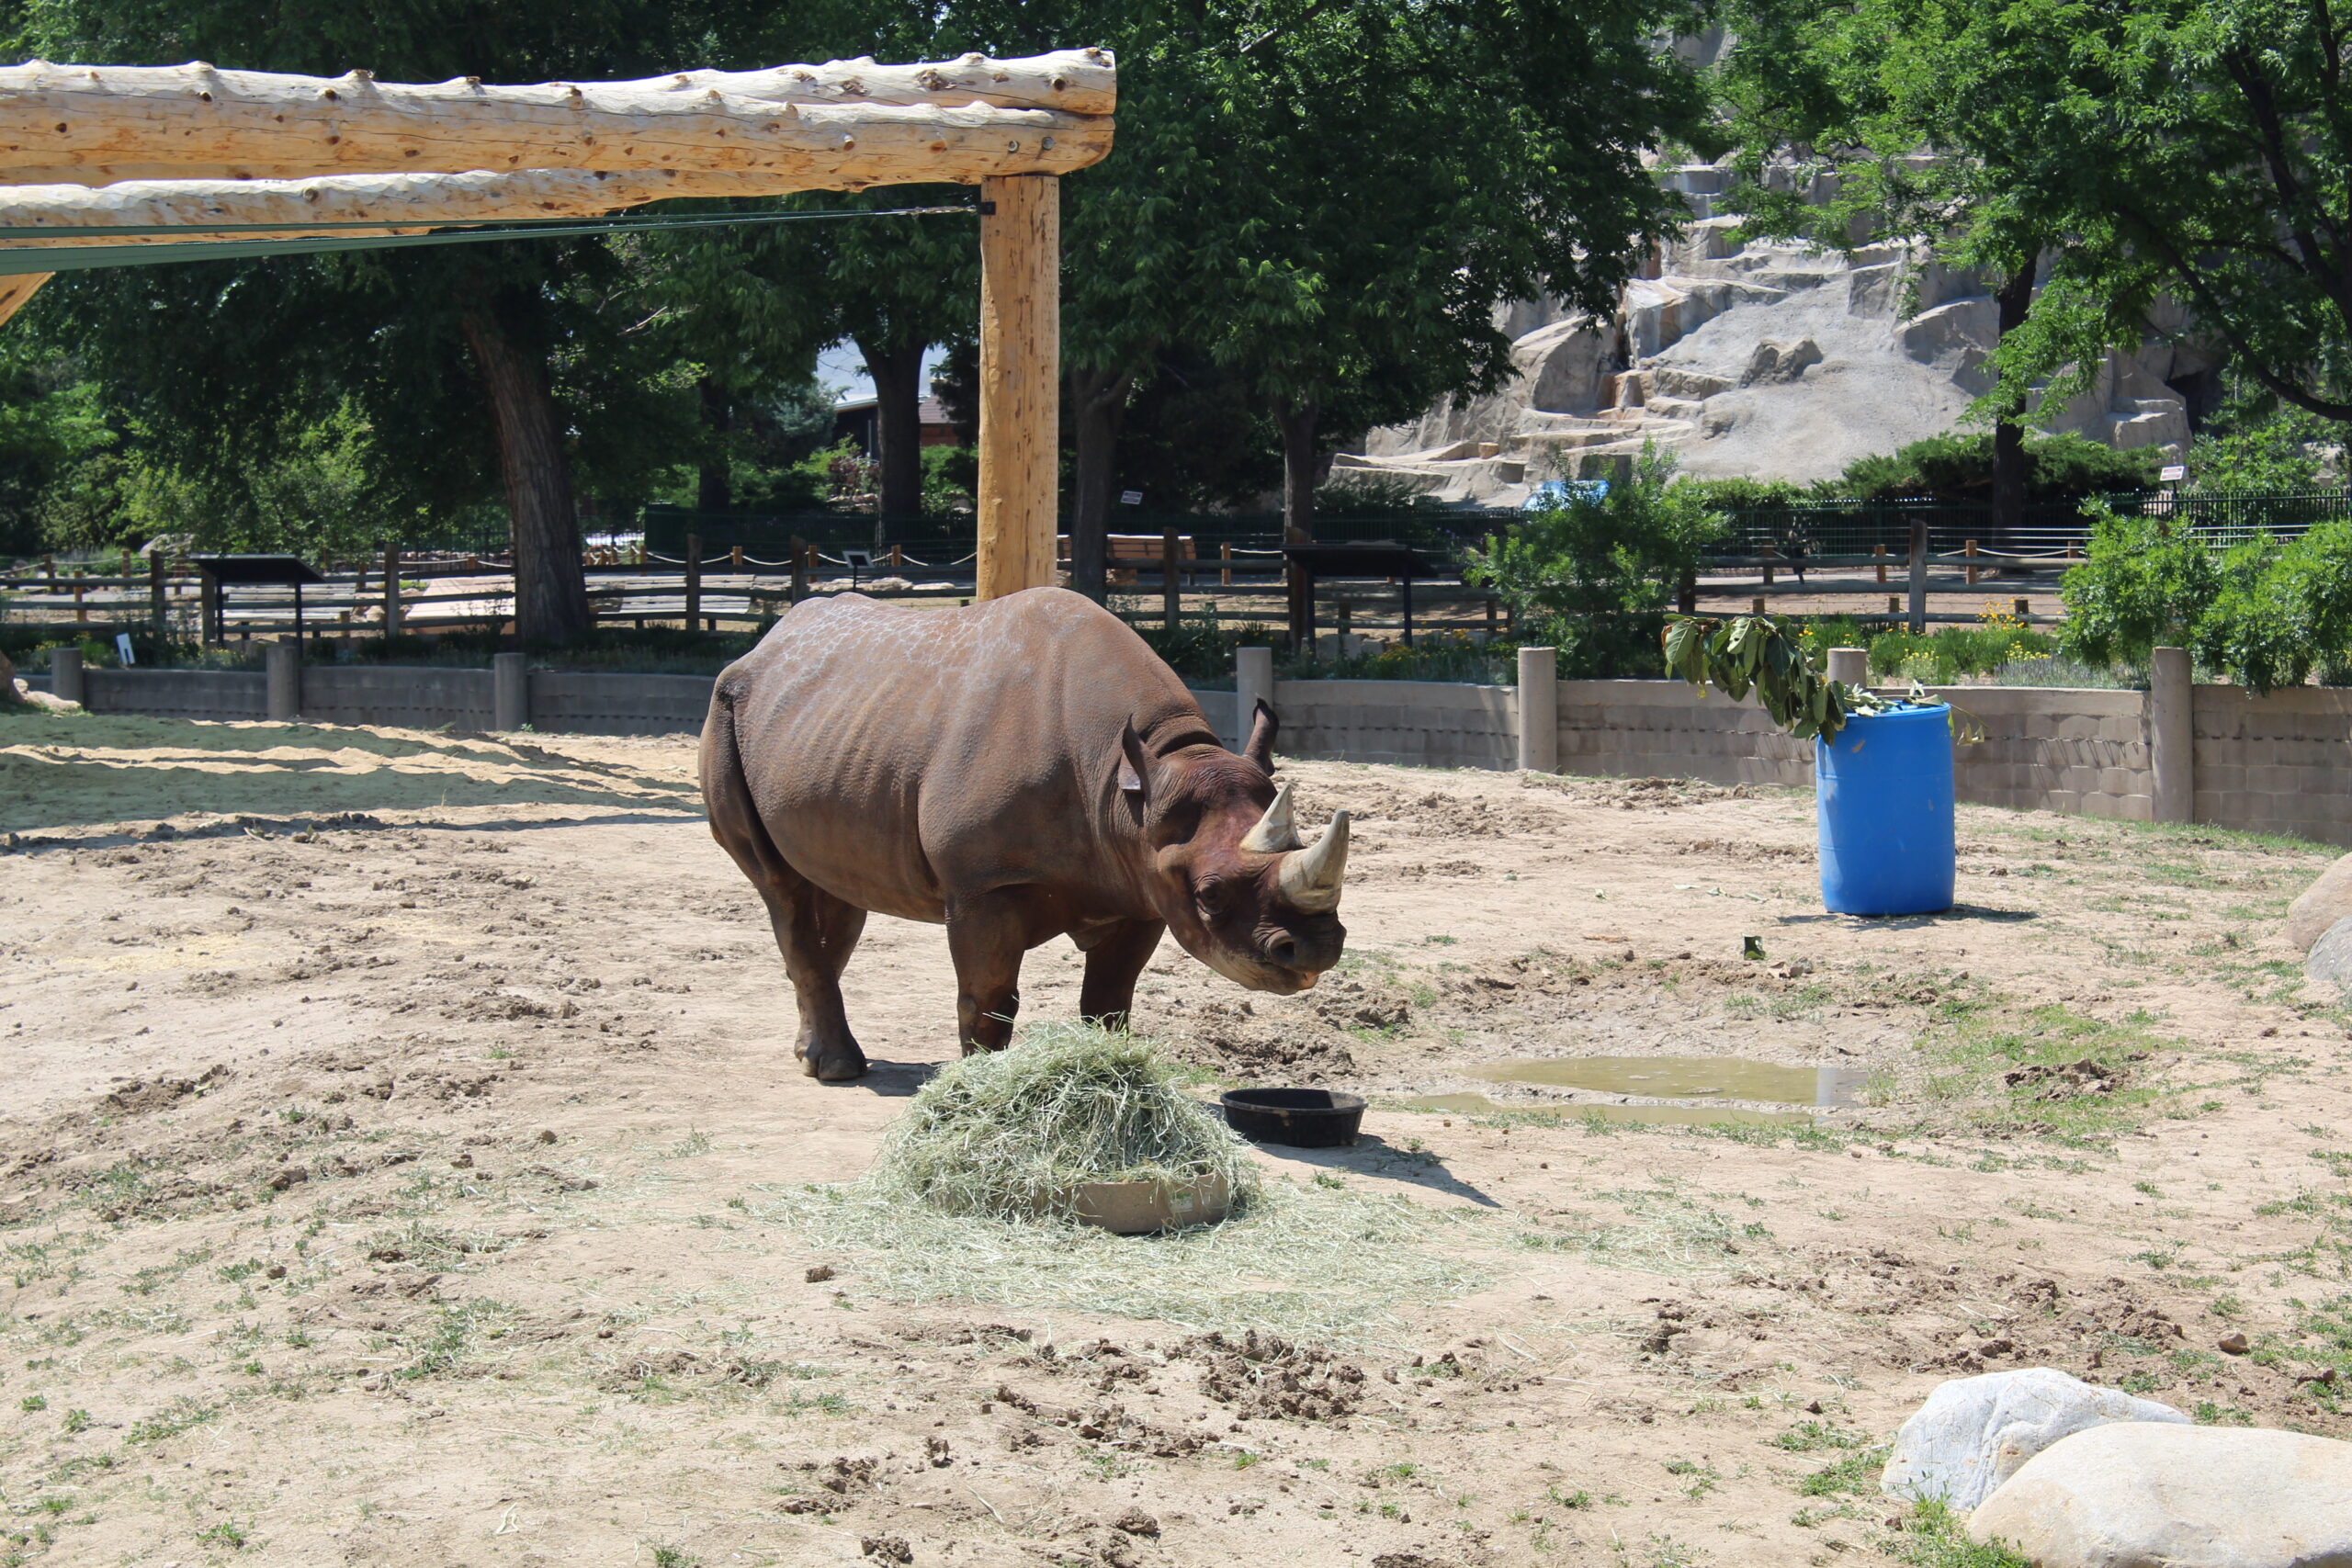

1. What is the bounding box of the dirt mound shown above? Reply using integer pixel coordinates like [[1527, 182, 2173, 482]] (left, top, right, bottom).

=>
[[1177, 1330, 1369, 1420]]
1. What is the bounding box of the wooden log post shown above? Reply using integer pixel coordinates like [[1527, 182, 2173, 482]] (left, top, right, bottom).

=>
[[2014, 597, 2030, 618], [684, 532, 702, 629], [1905, 520, 1928, 635], [1220, 542, 1233, 587], [1761, 544, 1776, 587], [730, 544, 743, 571], [1874, 542, 1887, 584], [1161, 528, 1181, 628], [975, 174, 1059, 600], [789, 535, 808, 603], [1964, 537, 1979, 586], [381, 545, 401, 638], [148, 547, 165, 632]]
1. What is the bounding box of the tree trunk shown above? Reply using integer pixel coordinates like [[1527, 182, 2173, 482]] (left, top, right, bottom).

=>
[[1067, 365, 1134, 601], [696, 377, 733, 514], [460, 298, 592, 646], [1276, 399, 1321, 647], [1991, 255, 2039, 550], [859, 336, 928, 545], [0, 648, 20, 706]]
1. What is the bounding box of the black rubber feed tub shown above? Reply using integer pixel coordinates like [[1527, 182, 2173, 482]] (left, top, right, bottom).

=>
[[1219, 1088, 1366, 1148]]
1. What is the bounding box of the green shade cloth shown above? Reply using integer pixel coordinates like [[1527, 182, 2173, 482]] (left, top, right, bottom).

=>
[[0, 202, 974, 274]]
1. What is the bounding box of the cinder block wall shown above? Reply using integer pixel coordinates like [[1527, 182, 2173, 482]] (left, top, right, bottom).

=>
[[84, 670, 267, 719], [60, 662, 2352, 847], [1268, 678, 1518, 770], [1555, 680, 1813, 787], [2191, 685, 2352, 842], [300, 668, 495, 729]]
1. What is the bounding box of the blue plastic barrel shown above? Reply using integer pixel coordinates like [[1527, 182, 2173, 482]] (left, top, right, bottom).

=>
[[1815, 704, 1955, 915]]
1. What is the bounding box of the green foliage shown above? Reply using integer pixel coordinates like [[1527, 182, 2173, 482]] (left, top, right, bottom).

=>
[[2187, 378, 2336, 491], [1663, 614, 1856, 741], [1465, 443, 1724, 677], [1887, 1500, 2035, 1568], [2057, 505, 2221, 674], [2061, 508, 2352, 694], [1869, 621, 2058, 683], [1836, 432, 2159, 503]]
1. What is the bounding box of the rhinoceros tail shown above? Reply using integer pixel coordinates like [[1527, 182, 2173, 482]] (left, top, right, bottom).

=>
[[699, 674, 793, 887]]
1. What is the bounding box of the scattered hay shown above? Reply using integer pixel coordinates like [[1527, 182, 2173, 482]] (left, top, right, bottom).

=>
[[868, 1023, 1259, 1224], [757, 1024, 1498, 1343], [757, 1174, 1491, 1346]]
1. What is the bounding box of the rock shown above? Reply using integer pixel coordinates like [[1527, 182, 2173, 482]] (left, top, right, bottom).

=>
[[2286, 853, 2352, 952], [1968, 1423, 2352, 1568], [2305, 916, 2352, 994], [1742, 337, 1824, 386], [1880, 1368, 2188, 1510], [2219, 1332, 2250, 1355]]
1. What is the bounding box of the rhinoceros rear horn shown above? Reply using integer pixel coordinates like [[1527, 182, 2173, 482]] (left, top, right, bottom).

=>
[[1239, 783, 1303, 853], [1277, 809, 1350, 913]]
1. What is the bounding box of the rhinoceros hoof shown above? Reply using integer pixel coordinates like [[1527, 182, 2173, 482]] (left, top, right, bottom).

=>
[[800, 1040, 868, 1082]]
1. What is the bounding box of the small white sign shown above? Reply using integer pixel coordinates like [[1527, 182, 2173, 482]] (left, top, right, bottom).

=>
[[115, 632, 134, 666], [1118, 490, 1143, 506], [2159, 464, 2187, 482]]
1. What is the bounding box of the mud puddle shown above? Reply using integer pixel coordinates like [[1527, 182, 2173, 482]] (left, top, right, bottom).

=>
[[1468, 1054, 1860, 1106], [1394, 1092, 1812, 1126]]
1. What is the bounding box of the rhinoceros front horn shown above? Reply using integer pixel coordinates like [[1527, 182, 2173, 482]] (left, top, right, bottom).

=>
[[1277, 810, 1350, 913], [1240, 783, 1304, 853]]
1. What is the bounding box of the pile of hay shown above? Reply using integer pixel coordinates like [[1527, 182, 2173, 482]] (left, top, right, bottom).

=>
[[867, 1022, 1260, 1225]]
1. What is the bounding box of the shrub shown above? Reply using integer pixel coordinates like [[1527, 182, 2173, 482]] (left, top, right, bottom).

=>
[[1464, 442, 1724, 677], [1838, 431, 2160, 502]]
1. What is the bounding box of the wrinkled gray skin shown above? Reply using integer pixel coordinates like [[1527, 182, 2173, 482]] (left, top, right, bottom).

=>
[[699, 588, 1349, 1080]]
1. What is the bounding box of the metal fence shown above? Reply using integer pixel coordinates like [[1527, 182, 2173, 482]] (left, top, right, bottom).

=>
[[1719, 489, 2352, 559]]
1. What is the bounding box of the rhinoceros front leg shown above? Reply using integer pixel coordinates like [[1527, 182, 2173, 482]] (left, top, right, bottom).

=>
[[945, 892, 1030, 1055], [755, 879, 869, 1082], [1076, 919, 1166, 1033]]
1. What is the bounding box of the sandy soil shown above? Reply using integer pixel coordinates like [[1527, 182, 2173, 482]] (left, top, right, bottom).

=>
[[4, 709, 2351, 1568]]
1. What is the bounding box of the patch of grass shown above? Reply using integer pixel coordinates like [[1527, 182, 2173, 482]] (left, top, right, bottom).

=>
[[1795, 1446, 1887, 1498], [1920, 996, 2188, 1144], [1887, 1499, 2033, 1567], [126, 1396, 216, 1444], [1772, 1420, 1865, 1452], [195, 1520, 249, 1549], [397, 1298, 514, 1381]]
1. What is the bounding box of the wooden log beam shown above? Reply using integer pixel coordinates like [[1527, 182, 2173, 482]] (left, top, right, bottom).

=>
[[0, 167, 921, 243], [0, 271, 47, 324], [0, 53, 1114, 186], [974, 174, 1059, 600]]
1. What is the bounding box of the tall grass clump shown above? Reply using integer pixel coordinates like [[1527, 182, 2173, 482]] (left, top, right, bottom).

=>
[[868, 1023, 1259, 1223]]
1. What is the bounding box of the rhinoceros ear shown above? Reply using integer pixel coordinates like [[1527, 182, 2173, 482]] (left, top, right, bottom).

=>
[[1117, 721, 1154, 802], [1242, 699, 1278, 774]]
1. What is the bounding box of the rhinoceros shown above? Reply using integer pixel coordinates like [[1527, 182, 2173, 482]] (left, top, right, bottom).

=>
[[699, 587, 1351, 1080]]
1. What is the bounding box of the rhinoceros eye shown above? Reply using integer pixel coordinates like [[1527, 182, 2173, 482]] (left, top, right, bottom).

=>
[[1195, 878, 1229, 919]]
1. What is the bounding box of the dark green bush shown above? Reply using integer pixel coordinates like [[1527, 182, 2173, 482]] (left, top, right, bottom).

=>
[[1838, 431, 2160, 502]]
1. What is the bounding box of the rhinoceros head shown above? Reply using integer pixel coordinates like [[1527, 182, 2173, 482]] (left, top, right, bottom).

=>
[[1121, 702, 1347, 995]]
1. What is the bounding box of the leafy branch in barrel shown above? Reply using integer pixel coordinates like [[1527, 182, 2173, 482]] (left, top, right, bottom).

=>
[[1663, 615, 1871, 741], [1667, 615, 1979, 743]]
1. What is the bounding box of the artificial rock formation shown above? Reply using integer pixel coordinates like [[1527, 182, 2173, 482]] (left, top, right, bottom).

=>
[[1340, 163, 2216, 499]]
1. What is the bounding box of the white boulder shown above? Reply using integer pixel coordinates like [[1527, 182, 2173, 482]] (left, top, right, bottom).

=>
[[2287, 852, 2352, 953], [1967, 1422, 2352, 1568], [1880, 1368, 2188, 1511]]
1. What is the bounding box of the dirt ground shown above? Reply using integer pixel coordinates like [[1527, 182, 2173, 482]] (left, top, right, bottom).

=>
[[5, 709, 2352, 1568]]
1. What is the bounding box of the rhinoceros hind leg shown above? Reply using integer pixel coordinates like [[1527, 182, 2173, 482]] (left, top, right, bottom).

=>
[[1075, 919, 1166, 1033], [755, 877, 869, 1082]]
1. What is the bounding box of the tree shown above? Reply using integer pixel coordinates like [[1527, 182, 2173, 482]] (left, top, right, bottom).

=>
[[1715, 0, 2082, 544], [1732, 0, 2352, 480], [787, 191, 979, 536], [17, 0, 796, 642], [1964, 0, 2352, 430]]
